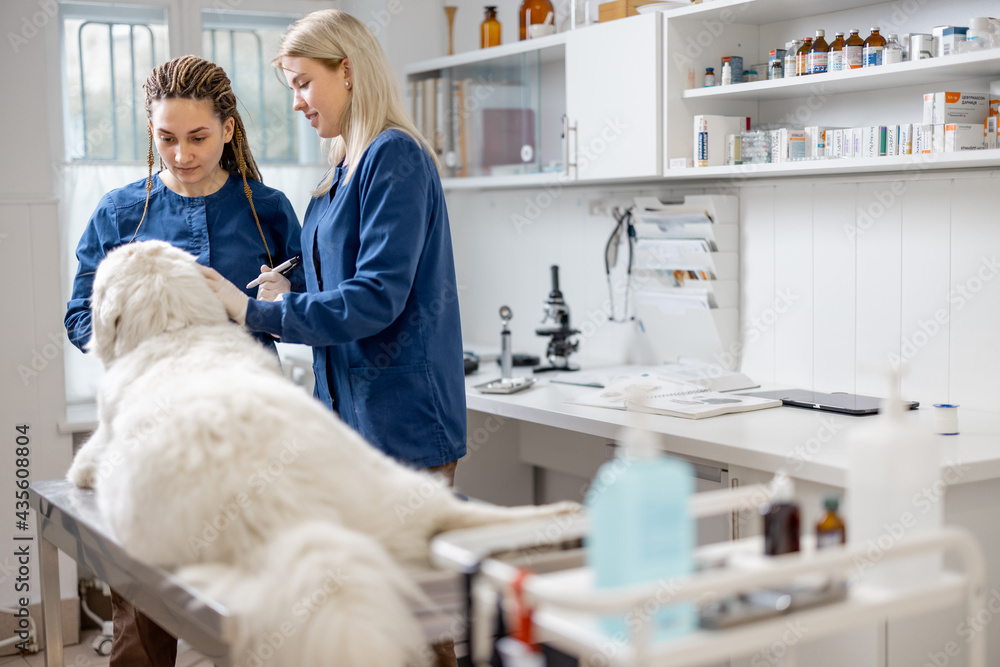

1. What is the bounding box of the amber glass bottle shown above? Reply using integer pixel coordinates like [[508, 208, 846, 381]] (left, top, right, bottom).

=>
[[816, 496, 847, 549], [863, 27, 886, 67], [844, 28, 864, 69], [796, 37, 813, 76], [519, 0, 554, 40], [808, 29, 829, 74], [481, 6, 501, 48], [828, 32, 845, 71]]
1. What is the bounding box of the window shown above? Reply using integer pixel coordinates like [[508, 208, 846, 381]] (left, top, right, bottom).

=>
[[62, 3, 168, 161], [202, 11, 299, 162]]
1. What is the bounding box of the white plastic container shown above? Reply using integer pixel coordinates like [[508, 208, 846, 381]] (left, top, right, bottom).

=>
[[847, 390, 942, 590]]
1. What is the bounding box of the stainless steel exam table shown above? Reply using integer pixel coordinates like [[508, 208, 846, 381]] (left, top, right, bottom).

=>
[[28, 479, 465, 667]]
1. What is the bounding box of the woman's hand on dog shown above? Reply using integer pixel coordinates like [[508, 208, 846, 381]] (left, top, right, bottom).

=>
[[254, 264, 291, 303], [197, 265, 250, 325]]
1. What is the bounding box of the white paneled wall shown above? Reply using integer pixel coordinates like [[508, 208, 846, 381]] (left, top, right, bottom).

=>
[[450, 169, 1000, 412]]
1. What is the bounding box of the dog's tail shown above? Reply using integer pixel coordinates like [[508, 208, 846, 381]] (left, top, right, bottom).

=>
[[179, 521, 433, 667]]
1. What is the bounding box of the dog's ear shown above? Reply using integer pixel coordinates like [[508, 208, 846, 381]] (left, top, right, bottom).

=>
[[86, 278, 125, 363]]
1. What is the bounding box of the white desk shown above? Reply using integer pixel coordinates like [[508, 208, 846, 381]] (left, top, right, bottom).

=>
[[460, 367, 1000, 667]]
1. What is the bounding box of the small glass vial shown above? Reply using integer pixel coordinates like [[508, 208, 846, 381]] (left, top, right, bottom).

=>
[[481, 6, 501, 48], [816, 496, 847, 549], [844, 28, 864, 69], [884, 33, 903, 64], [863, 27, 886, 67], [828, 32, 845, 71], [704, 67, 715, 87], [721, 61, 732, 85], [769, 58, 784, 80]]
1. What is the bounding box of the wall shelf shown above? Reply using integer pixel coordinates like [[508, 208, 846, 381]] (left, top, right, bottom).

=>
[[662, 0, 892, 24], [404, 32, 567, 77], [442, 150, 1000, 190], [683, 49, 1000, 102]]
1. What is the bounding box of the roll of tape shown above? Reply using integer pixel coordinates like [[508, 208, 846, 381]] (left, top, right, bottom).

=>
[[933, 403, 959, 435]]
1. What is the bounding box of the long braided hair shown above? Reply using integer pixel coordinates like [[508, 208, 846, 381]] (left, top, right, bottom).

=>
[[133, 55, 273, 267]]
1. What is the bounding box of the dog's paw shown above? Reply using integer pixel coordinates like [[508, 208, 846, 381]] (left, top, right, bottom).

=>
[[67, 458, 97, 489]]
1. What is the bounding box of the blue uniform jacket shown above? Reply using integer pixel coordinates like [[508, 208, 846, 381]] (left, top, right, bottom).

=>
[[245, 130, 467, 468], [66, 173, 304, 353]]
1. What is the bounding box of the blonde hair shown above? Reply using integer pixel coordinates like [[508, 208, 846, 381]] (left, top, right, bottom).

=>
[[135, 56, 273, 266], [274, 9, 438, 195]]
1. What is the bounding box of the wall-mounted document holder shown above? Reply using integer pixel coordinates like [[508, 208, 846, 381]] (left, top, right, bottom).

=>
[[630, 194, 740, 369]]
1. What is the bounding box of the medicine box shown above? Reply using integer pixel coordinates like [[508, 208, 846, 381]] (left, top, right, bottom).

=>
[[945, 123, 985, 151], [941, 26, 967, 56], [694, 115, 750, 167], [598, 0, 660, 22], [721, 56, 743, 84], [923, 92, 989, 125]]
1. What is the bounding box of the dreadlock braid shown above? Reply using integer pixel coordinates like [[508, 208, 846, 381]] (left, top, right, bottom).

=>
[[134, 56, 271, 265], [130, 125, 155, 242]]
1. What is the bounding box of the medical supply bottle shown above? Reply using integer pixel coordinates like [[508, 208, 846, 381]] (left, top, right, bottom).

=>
[[721, 60, 732, 85], [844, 28, 864, 69], [518, 0, 553, 41], [847, 386, 942, 590], [481, 6, 501, 48], [796, 37, 813, 76], [863, 27, 886, 67], [585, 427, 695, 639], [784, 41, 801, 78], [704, 67, 715, 87], [884, 34, 903, 64], [761, 471, 800, 556], [816, 496, 846, 549], [808, 29, 829, 74], [829, 32, 845, 71]]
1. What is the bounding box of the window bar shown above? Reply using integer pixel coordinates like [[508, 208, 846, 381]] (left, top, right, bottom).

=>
[[77, 21, 91, 158], [251, 31, 266, 158], [136, 24, 156, 160], [109, 23, 118, 160], [129, 25, 138, 161]]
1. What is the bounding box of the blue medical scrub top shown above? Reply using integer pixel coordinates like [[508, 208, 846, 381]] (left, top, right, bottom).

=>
[[66, 172, 304, 353], [246, 130, 467, 468]]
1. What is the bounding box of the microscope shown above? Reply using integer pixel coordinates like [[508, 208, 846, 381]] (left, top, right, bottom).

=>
[[534, 265, 580, 372]]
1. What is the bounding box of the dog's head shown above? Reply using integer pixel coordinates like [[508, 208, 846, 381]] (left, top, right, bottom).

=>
[[88, 240, 230, 363]]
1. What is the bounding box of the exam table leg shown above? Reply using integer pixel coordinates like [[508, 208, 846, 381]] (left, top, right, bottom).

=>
[[40, 536, 64, 667]]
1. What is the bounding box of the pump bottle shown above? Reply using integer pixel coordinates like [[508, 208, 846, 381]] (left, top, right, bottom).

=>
[[586, 426, 695, 639], [847, 383, 942, 589]]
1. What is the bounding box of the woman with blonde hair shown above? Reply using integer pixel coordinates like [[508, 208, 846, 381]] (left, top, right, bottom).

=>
[[65, 55, 303, 666], [202, 10, 467, 483]]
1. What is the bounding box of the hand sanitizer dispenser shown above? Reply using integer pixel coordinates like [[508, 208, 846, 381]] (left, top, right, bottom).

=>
[[847, 383, 942, 590], [585, 425, 695, 639]]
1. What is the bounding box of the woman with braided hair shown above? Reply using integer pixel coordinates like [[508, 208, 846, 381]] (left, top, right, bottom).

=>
[[66, 54, 304, 358], [64, 55, 303, 667]]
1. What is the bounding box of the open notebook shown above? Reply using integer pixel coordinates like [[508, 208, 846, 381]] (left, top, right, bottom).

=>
[[567, 375, 781, 419]]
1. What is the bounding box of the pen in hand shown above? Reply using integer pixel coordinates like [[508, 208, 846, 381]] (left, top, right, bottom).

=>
[[246, 255, 301, 289]]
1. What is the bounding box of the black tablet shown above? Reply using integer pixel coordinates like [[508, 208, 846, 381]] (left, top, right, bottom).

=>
[[736, 389, 918, 416]]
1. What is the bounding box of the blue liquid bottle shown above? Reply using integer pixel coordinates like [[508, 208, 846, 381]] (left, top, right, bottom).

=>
[[585, 427, 695, 640]]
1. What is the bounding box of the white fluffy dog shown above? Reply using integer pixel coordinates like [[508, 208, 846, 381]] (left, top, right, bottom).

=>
[[68, 240, 577, 666]]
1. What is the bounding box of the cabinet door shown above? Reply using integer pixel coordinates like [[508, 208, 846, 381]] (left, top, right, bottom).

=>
[[565, 13, 661, 181]]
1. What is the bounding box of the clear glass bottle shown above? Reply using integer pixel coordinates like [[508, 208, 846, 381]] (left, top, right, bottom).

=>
[[863, 27, 886, 67], [844, 28, 864, 69], [808, 29, 830, 74], [796, 37, 813, 76], [481, 6, 501, 48], [828, 32, 845, 71], [769, 58, 784, 80], [704, 67, 715, 87], [785, 40, 801, 78], [519, 0, 553, 41], [884, 33, 903, 64]]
